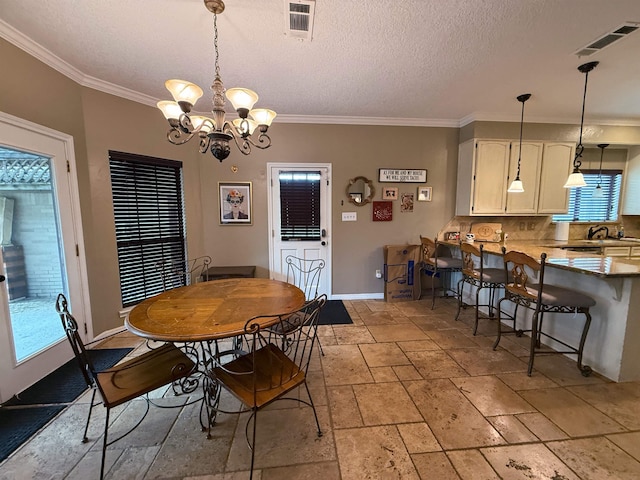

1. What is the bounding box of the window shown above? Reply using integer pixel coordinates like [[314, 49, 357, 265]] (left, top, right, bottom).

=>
[[279, 171, 321, 241], [553, 169, 623, 222], [109, 151, 186, 307]]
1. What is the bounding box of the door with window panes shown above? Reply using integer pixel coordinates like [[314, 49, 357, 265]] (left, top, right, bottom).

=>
[[268, 164, 331, 298]]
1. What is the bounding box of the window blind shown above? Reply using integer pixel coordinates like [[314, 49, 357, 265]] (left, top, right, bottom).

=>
[[109, 151, 186, 307], [279, 171, 321, 241], [553, 170, 622, 222]]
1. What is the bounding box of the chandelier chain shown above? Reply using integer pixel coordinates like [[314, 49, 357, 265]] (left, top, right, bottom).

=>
[[213, 14, 220, 77]]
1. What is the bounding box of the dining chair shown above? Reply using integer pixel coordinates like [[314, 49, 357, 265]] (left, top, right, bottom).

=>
[[284, 255, 326, 355], [208, 294, 327, 479], [55, 293, 196, 480], [493, 251, 596, 376], [156, 255, 213, 291], [419, 235, 464, 309], [455, 243, 508, 334]]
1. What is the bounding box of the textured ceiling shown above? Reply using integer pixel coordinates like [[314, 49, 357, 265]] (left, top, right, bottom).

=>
[[1, 0, 640, 126]]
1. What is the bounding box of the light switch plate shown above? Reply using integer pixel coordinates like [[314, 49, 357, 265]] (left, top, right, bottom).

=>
[[342, 212, 357, 221]]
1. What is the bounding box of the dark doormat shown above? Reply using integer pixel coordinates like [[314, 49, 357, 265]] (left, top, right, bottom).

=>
[[2, 348, 133, 407], [318, 300, 353, 325], [0, 405, 66, 462]]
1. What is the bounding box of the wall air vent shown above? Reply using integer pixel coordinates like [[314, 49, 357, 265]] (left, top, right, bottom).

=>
[[285, 0, 315, 41], [574, 22, 639, 57]]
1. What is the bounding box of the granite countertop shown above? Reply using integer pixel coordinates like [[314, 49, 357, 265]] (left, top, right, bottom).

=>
[[441, 239, 640, 278]]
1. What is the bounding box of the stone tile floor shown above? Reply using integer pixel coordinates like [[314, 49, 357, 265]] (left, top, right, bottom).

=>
[[2, 298, 640, 479]]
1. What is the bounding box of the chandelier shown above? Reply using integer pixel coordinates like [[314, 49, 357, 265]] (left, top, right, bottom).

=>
[[157, 0, 276, 162]]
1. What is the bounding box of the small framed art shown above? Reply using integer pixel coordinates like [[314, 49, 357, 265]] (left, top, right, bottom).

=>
[[417, 186, 432, 202], [219, 182, 252, 225], [382, 187, 398, 200], [372, 201, 393, 222], [400, 193, 414, 212]]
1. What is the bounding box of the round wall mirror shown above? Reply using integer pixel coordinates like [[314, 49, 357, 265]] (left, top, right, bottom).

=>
[[346, 176, 375, 206]]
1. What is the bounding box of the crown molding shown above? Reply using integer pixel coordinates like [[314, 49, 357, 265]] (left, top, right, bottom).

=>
[[3, 19, 640, 129]]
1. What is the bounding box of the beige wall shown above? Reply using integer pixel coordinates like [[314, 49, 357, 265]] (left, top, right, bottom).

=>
[[198, 123, 460, 295], [1, 38, 460, 335], [3, 38, 640, 336]]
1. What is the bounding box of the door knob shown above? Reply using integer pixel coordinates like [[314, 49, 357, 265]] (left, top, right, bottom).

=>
[[321, 241, 326, 246], [0, 275, 5, 282]]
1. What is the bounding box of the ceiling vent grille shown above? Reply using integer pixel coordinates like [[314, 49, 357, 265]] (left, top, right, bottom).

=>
[[285, 0, 315, 41], [574, 22, 639, 57]]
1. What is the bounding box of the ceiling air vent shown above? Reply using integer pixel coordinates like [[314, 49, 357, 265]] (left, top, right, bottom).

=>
[[285, 0, 315, 41], [574, 22, 639, 57]]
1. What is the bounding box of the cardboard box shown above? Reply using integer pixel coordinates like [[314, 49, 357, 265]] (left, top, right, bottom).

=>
[[383, 244, 420, 302]]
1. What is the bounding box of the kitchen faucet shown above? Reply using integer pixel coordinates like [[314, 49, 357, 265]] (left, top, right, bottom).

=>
[[587, 225, 609, 240]]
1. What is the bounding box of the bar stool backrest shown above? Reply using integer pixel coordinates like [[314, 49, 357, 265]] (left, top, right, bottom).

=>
[[503, 250, 546, 302]]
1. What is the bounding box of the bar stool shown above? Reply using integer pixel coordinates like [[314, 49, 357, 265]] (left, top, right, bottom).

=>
[[493, 251, 596, 377], [419, 235, 463, 309], [455, 243, 508, 335]]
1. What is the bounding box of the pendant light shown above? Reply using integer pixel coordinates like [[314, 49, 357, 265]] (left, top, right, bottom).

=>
[[507, 93, 531, 193], [564, 61, 599, 188], [593, 143, 608, 198]]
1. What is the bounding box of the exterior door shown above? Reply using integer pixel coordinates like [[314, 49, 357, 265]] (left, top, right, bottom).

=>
[[0, 112, 89, 403], [268, 163, 331, 298]]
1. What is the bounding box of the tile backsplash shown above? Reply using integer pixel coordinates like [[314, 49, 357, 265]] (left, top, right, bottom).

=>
[[439, 216, 640, 242]]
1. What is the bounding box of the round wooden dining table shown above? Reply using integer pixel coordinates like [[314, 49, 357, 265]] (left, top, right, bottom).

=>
[[126, 277, 306, 342]]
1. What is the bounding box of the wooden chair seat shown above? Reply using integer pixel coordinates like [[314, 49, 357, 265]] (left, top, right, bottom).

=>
[[213, 343, 304, 409], [97, 343, 195, 408]]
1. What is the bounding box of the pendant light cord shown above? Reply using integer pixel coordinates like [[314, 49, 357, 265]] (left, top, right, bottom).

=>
[[515, 93, 531, 180], [516, 99, 525, 179]]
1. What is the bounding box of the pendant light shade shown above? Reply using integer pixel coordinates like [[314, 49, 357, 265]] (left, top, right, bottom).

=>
[[564, 61, 599, 188], [507, 93, 531, 193]]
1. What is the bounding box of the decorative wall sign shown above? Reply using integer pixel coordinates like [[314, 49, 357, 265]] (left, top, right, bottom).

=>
[[417, 186, 432, 202], [372, 201, 393, 221], [378, 169, 427, 183]]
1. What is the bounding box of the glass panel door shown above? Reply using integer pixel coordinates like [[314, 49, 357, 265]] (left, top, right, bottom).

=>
[[0, 112, 87, 404], [0, 147, 67, 362]]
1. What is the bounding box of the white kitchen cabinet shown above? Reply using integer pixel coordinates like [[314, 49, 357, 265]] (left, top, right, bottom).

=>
[[456, 139, 574, 216], [456, 140, 510, 215], [631, 246, 640, 257], [506, 142, 543, 214], [537, 142, 575, 214], [622, 147, 640, 215]]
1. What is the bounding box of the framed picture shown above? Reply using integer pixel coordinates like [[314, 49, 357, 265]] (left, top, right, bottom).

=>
[[382, 187, 398, 200], [219, 182, 252, 225], [400, 193, 414, 212], [372, 201, 393, 222], [417, 186, 432, 202]]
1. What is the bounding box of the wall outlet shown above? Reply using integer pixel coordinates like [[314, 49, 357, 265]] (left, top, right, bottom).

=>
[[375, 269, 382, 278], [519, 222, 526, 231], [342, 212, 357, 221], [528, 222, 536, 230]]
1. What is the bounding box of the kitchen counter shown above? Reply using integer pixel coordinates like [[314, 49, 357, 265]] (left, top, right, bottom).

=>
[[441, 239, 640, 277], [440, 238, 640, 382]]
